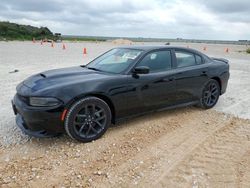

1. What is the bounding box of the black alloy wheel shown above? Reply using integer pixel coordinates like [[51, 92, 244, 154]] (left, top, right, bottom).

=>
[[65, 97, 111, 142], [200, 79, 220, 109]]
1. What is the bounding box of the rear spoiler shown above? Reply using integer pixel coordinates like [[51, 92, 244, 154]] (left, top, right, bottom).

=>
[[211, 57, 229, 64]]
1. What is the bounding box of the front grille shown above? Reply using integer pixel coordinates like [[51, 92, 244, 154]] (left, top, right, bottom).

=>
[[17, 94, 29, 105]]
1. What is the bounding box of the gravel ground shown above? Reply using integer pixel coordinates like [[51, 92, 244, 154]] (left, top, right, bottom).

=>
[[0, 41, 250, 187]]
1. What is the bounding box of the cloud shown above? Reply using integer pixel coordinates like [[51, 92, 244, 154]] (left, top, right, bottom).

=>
[[192, 0, 250, 13], [1, 0, 64, 12], [0, 0, 250, 40]]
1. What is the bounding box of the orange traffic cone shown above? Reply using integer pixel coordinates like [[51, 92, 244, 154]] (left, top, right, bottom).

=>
[[203, 46, 207, 51], [62, 43, 66, 50], [51, 42, 54, 48], [83, 48, 87, 55], [225, 48, 229, 53]]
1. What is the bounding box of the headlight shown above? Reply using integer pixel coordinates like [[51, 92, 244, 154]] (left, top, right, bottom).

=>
[[29, 97, 61, 107]]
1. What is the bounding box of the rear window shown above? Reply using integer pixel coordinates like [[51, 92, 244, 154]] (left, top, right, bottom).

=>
[[176, 51, 196, 68]]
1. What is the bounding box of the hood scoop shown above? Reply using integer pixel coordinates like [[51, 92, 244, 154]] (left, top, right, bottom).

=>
[[40, 66, 95, 79], [40, 73, 46, 78], [23, 66, 108, 90]]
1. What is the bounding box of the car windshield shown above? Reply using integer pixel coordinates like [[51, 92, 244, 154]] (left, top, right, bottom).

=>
[[86, 48, 143, 74]]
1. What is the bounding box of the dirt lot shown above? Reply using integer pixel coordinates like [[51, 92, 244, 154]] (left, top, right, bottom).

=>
[[0, 41, 250, 187]]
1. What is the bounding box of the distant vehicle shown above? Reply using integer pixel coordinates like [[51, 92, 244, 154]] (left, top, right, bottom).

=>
[[12, 46, 230, 142], [54, 33, 62, 42]]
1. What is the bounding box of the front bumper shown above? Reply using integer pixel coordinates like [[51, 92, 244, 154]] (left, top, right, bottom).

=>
[[15, 113, 61, 138], [12, 94, 65, 138]]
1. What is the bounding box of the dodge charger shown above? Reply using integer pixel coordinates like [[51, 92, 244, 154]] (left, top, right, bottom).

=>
[[12, 46, 230, 142]]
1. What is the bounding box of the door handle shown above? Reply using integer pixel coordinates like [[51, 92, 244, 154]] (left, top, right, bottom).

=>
[[141, 84, 149, 90], [201, 71, 207, 76], [163, 77, 175, 82]]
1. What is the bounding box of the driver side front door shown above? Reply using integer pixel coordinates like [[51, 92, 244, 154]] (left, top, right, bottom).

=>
[[125, 50, 176, 115]]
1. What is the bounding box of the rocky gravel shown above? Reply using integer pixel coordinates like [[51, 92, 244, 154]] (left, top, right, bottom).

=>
[[0, 109, 250, 187]]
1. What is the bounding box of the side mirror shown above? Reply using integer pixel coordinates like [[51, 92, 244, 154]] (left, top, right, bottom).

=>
[[133, 66, 150, 74]]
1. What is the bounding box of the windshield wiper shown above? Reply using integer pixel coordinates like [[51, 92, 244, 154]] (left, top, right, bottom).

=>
[[86, 67, 103, 72], [80, 65, 103, 72]]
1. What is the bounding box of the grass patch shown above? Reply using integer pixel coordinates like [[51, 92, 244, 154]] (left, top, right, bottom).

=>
[[246, 48, 250, 54]]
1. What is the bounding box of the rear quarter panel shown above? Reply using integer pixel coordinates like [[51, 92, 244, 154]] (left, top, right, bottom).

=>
[[207, 60, 230, 94]]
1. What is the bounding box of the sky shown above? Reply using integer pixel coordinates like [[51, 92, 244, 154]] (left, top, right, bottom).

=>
[[0, 0, 250, 40]]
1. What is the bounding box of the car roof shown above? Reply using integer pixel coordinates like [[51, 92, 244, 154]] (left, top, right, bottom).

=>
[[117, 45, 203, 55]]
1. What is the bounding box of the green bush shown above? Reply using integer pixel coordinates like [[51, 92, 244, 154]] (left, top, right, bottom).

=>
[[0, 21, 54, 41], [246, 48, 250, 54]]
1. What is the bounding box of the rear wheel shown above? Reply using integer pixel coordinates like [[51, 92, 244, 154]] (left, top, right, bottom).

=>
[[199, 79, 220, 109], [65, 97, 111, 142]]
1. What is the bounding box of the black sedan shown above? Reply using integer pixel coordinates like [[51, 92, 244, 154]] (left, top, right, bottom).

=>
[[12, 46, 230, 142]]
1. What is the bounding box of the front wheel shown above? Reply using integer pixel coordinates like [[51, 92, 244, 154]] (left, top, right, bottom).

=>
[[199, 79, 220, 109], [65, 97, 111, 142]]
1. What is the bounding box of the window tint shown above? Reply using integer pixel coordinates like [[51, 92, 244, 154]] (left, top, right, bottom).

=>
[[195, 55, 203, 64], [176, 51, 196, 68], [136, 50, 172, 73]]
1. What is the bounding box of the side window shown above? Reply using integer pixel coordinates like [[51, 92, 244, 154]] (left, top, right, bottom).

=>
[[176, 51, 196, 68], [136, 50, 172, 73], [195, 55, 203, 64]]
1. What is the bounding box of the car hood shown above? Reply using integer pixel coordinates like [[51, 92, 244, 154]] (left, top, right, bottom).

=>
[[21, 66, 112, 92]]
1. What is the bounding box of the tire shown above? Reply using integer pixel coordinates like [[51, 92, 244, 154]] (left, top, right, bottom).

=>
[[65, 97, 111, 142], [199, 79, 220, 109]]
